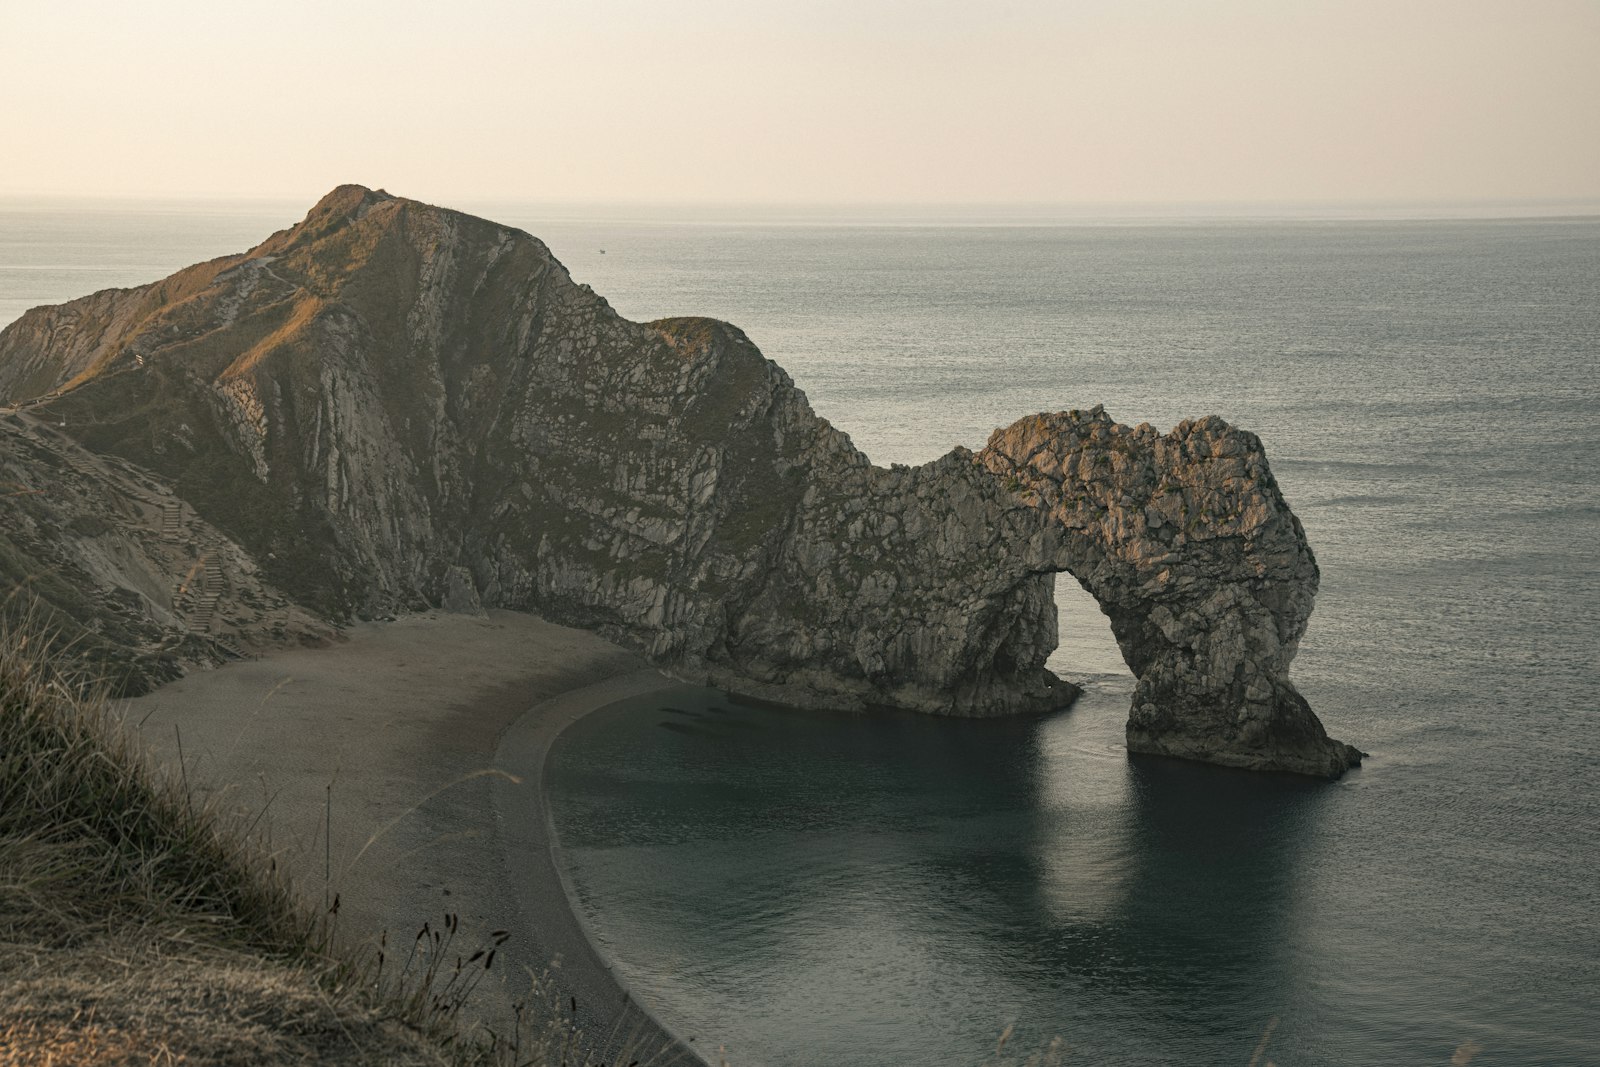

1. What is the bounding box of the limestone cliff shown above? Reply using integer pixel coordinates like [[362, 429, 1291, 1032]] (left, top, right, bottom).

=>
[[0, 186, 1359, 775]]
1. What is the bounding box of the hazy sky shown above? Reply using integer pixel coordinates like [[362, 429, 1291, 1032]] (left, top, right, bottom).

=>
[[3, 0, 1596, 205]]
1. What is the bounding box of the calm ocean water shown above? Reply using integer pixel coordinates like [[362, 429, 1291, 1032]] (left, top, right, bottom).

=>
[[3, 201, 1597, 1065]]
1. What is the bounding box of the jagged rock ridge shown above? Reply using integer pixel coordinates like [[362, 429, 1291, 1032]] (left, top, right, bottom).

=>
[[0, 186, 1359, 775]]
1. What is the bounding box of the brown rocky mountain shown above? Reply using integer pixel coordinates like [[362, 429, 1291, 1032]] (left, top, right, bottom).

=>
[[0, 185, 1359, 775]]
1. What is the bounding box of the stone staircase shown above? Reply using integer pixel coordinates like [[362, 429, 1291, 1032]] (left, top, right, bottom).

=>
[[188, 555, 224, 633], [161, 501, 183, 541], [211, 634, 246, 659]]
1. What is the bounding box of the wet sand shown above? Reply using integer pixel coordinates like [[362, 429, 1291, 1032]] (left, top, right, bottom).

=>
[[120, 609, 694, 1062]]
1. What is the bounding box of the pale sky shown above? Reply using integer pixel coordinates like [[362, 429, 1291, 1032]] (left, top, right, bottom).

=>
[[2, 0, 1597, 205]]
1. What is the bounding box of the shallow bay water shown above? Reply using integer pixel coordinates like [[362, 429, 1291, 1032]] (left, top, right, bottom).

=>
[[3, 202, 1596, 1065]]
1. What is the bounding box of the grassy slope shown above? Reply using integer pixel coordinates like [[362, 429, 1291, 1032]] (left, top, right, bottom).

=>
[[0, 612, 661, 1067]]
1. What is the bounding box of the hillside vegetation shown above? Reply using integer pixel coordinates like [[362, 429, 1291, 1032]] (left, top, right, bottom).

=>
[[0, 610, 653, 1066]]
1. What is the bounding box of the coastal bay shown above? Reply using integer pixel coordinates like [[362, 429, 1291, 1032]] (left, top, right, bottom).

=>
[[9, 203, 1597, 1066], [5, 1, 1598, 1060]]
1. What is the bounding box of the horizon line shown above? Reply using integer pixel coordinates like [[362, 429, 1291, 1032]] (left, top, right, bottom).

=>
[[2, 190, 1598, 224]]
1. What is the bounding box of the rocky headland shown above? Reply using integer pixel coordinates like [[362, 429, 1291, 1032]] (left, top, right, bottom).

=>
[[0, 185, 1359, 776]]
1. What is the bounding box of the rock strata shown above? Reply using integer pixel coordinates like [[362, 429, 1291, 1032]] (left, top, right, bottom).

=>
[[0, 186, 1358, 775]]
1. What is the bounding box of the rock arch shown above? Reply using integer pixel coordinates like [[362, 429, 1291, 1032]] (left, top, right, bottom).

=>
[[977, 407, 1361, 777], [644, 329, 1358, 778]]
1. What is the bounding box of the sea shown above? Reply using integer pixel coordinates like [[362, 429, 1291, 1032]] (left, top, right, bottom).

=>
[[3, 198, 1597, 1066]]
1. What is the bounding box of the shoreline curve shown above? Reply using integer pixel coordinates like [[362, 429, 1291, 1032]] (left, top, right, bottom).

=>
[[118, 609, 700, 1063], [493, 669, 704, 1063]]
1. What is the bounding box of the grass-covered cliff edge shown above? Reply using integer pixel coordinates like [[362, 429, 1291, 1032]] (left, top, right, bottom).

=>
[[0, 184, 1355, 775], [0, 614, 432, 1063]]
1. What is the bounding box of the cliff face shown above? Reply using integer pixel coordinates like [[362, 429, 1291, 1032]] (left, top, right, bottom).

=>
[[0, 186, 1359, 775]]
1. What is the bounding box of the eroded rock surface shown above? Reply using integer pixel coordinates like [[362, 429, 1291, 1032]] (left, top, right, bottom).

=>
[[0, 412, 332, 694], [0, 186, 1358, 774], [980, 409, 1360, 776]]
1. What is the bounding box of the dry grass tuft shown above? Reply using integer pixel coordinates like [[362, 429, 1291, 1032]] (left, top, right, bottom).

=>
[[0, 947, 447, 1066], [0, 609, 315, 958]]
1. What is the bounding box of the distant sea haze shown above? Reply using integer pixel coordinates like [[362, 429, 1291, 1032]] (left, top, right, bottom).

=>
[[4, 201, 1597, 1066], [5, 196, 1600, 332]]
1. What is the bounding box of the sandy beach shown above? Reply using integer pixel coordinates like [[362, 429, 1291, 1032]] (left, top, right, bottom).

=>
[[120, 609, 694, 1062]]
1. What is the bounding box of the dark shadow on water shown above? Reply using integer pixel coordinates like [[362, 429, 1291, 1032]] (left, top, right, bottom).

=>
[[1104, 755, 1333, 987], [884, 721, 1339, 1059], [549, 685, 1345, 1064]]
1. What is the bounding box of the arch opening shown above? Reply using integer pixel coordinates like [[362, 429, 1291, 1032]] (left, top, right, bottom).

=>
[[1045, 572, 1131, 683]]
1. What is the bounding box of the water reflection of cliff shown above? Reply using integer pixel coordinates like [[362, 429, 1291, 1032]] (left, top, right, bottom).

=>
[[547, 683, 1335, 1064], [1013, 690, 1336, 1059]]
